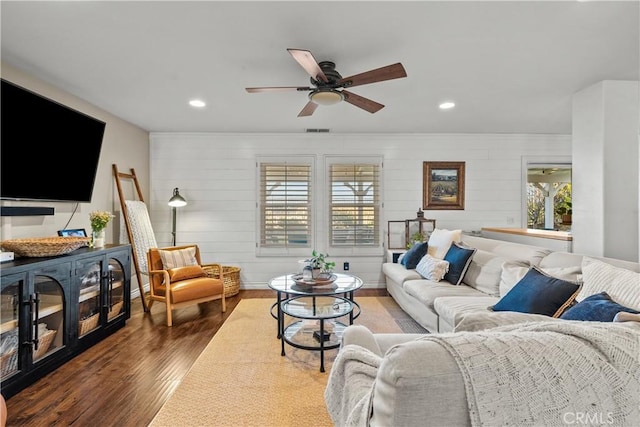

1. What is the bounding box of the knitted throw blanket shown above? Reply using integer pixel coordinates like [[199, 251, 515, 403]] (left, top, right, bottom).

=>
[[418, 321, 640, 426]]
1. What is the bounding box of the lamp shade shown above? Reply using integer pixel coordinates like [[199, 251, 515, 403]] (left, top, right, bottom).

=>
[[168, 188, 187, 207]]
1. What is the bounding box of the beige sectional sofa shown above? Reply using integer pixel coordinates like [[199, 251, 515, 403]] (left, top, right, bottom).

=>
[[382, 234, 639, 333], [325, 234, 640, 426]]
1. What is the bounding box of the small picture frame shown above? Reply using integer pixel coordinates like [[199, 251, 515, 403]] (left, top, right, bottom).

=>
[[58, 228, 87, 237], [423, 161, 466, 210]]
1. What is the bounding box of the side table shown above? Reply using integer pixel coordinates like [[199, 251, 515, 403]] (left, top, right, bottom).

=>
[[280, 295, 353, 372]]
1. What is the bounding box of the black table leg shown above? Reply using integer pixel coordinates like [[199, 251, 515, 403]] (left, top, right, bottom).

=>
[[319, 318, 325, 373]]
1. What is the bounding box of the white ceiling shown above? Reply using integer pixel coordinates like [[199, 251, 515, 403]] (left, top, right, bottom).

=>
[[1, 1, 638, 134]]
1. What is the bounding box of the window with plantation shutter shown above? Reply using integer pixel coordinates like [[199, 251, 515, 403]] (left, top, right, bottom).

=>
[[258, 159, 312, 253], [329, 161, 381, 248]]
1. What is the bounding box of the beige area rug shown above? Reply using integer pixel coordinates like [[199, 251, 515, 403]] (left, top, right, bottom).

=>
[[150, 297, 404, 427]]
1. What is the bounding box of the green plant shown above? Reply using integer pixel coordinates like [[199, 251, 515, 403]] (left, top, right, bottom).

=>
[[307, 250, 335, 273], [557, 201, 572, 216], [406, 231, 427, 249], [89, 210, 114, 232]]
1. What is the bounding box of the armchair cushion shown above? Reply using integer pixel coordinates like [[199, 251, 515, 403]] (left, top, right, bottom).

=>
[[168, 265, 207, 282], [159, 247, 198, 269]]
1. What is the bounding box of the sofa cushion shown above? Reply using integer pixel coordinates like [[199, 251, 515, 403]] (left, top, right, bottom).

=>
[[427, 229, 462, 259], [499, 261, 582, 297], [167, 265, 207, 282], [382, 262, 422, 285], [433, 295, 500, 330], [579, 257, 640, 310], [492, 266, 581, 317], [461, 249, 506, 297], [560, 291, 640, 322], [415, 254, 449, 281], [404, 280, 487, 310], [443, 242, 476, 286], [489, 243, 551, 266], [400, 241, 429, 269]]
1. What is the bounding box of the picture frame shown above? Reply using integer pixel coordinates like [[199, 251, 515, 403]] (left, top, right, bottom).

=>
[[58, 228, 88, 237], [423, 161, 465, 210]]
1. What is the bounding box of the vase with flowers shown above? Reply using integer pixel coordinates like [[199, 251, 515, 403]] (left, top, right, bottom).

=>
[[89, 210, 114, 249]]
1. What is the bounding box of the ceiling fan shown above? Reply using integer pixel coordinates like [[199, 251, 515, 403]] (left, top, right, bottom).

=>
[[245, 48, 407, 117]]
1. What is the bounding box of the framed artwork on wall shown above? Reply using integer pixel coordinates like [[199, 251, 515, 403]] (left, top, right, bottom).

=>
[[423, 161, 465, 210]]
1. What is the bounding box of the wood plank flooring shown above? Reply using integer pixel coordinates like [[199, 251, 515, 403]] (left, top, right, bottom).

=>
[[3, 289, 385, 426]]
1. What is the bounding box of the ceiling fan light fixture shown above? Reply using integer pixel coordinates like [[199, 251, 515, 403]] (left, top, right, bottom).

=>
[[309, 89, 344, 106]]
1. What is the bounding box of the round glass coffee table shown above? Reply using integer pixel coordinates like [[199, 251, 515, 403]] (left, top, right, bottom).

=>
[[268, 273, 364, 338], [280, 295, 353, 372]]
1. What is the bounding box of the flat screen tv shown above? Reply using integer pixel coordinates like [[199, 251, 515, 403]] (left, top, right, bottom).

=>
[[1, 79, 106, 203]]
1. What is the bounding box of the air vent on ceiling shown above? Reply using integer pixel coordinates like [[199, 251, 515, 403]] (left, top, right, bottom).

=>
[[305, 128, 331, 133]]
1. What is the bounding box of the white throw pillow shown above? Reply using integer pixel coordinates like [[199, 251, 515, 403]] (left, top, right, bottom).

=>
[[415, 254, 450, 282], [579, 257, 640, 310], [158, 247, 198, 269], [427, 228, 462, 259], [499, 261, 582, 297]]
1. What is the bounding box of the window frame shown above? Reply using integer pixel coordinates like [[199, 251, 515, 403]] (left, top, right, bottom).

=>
[[324, 155, 384, 257], [256, 155, 315, 257]]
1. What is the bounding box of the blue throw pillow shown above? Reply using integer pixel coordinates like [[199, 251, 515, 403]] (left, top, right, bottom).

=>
[[492, 267, 581, 317], [560, 292, 639, 322], [400, 241, 429, 269], [443, 242, 476, 285]]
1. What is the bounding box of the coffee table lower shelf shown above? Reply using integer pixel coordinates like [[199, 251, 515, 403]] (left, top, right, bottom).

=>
[[280, 295, 353, 372]]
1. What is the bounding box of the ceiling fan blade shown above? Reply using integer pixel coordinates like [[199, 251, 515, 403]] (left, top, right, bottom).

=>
[[297, 101, 318, 117], [246, 86, 311, 93], [342, 90, 384, 114], [287, 48, 329, 83], [337, 63, 407, 88]]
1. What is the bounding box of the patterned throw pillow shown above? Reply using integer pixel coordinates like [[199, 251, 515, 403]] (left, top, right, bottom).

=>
[[492, 266, 581, 317], [443, 242, 476, 285], [415, 254, 450, 282], [158, 247, 198, 269]]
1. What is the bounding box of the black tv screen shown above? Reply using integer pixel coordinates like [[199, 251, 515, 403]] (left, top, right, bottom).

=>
[[1, 79, 106, 203]]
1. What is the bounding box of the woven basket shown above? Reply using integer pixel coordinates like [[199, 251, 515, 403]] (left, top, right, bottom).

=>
[[33, 328, 57, 359], [107, 301, 124, 321], [1, 237, 90, 257], [78, 313, 100, 336], [203, 265, 241, 297], [0, 349, 18, 378]]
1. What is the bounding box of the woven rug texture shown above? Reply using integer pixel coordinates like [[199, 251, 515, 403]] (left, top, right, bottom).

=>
[[149, 296, 405, 427]]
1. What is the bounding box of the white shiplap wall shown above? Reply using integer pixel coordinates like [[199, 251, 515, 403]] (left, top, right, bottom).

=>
[[149, 132, 571, 289]]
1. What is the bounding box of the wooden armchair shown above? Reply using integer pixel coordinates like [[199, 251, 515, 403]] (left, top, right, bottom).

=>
[[147, 245, 225, 326]]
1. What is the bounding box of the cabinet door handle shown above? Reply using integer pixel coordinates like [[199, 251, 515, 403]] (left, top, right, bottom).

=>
[[28, 293, 41, 350]]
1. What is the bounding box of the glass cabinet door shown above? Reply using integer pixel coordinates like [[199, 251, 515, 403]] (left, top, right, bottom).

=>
[[1, 279, 21, 380], [33, 276, 65, 362], [78, 263, 102, 337], [106, 258, 125, 322]]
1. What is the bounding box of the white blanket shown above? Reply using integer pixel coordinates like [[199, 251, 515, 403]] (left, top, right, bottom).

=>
[[325, 344, 381, 426], [327, 321, 640, 426]]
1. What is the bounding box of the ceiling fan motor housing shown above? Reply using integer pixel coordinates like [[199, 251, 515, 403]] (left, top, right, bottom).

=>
[[311, 61, 343, 87]]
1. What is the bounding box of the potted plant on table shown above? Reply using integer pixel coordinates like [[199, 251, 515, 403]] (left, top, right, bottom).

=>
[[306, 250, 336, 279]]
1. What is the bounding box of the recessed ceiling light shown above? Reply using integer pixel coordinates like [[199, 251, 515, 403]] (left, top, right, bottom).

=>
[[189, 99, 206, 108], [439, 102, 455, 110]]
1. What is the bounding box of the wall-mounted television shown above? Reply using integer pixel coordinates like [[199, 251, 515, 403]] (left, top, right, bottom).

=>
[[1, 79, 106, 203]]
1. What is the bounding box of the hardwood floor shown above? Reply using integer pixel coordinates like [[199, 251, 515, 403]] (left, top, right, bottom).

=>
[[3, 289, 385, 426]]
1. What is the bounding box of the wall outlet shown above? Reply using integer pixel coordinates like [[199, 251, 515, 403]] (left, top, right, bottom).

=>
[[506, 217, 515, 224], [343, 262, 349, 271]]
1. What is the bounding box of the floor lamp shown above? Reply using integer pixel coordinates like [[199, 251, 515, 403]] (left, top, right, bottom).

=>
[[168, 187, 187, 246]]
